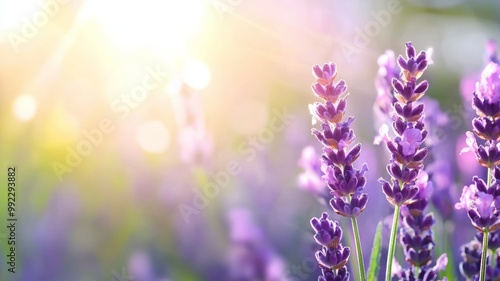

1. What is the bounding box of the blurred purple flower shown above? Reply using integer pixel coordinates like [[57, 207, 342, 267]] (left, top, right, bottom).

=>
[[128, 251, 168, 281], [394, 253, 448, 281], [486, 39, 499, 64], [427, 160, 456, 220], [457, 134, 483, 182], [227, 208, 289, 281], [375, 50, 399, 117], [297, 145, 329, 202], [460, 236, 500, 280], [171, 82, 213, 165], [459, 240, 482, 279]]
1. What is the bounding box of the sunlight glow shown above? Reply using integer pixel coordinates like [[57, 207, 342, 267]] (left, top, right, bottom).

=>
[[88, 0, 204, 55], [0, 0, 38, 30], [13, 95, 37, 121], [183, 59, 211, 90], [136, 120, 170, 153]]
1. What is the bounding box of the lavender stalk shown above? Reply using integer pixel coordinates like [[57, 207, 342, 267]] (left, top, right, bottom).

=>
[[375, 42, 431, 281], [309, 62, 369, 280], [457, 61, 500, 281]]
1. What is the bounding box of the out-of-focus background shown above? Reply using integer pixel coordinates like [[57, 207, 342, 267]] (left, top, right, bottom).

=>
[[0, 0, 499, 280]]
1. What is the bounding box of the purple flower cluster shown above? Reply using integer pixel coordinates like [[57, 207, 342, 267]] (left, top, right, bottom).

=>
[[377, 42, 430, 207], [456, 169, 500, 232], [311, 213, 350, 281], [459, 240, 482, 279], [375, 42, 449, 279], [395, 171, 448, 280], [458, 237, 500, 280], [457, 62, 500, 232], [310, 62, 369, 218], [458, 230, 500, 280]]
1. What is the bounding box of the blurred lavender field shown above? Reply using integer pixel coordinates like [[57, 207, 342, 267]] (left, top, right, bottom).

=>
[[0, 0, 500, 280]]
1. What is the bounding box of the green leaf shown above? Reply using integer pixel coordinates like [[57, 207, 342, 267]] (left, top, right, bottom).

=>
[[368, 221, 383, 281]]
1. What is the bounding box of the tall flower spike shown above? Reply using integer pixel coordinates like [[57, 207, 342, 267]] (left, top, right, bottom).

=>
[[456, 54, 500, 281], [310, 63, 369, 218], [309, 62, 368, 280], [378, 42, 430, 208], [375, 42, 438, 281]]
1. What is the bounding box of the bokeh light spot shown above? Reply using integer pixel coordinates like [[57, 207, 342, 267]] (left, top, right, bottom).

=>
[[183, 59, 211, 90], [13, 94, 37, 121], [135, 120, 170, 153]]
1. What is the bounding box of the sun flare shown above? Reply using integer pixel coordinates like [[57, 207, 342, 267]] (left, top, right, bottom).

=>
[[87, 0, 205, 56]]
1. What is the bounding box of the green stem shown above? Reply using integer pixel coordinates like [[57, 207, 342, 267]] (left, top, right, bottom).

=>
[[385, 205, 401, 281], [491, 248, 497, 269], [351, 216, 366, 281], [487, 167, 493, 186], [480, 228, 489, 281]]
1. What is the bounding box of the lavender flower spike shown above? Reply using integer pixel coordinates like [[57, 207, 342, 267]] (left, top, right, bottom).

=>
[[309, 62, 368, 280], [375, 42, 437, 281], [378, 42, 430, 207], [310, 63, 369, 218], [456, 52, 500, 281], [457, 62, 500, 232]]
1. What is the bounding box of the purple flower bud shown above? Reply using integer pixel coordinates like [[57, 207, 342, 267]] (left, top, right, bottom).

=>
[[406, 42, 416, 58], [397, 42, 429, 82], [312, 119, 355, 151], [469, 138, 500, 168], [319, 266, 349, 281], [474, 117, 500, 142], [310, 100, 346, 124], [476, 62, 500, 104], [380, 178, 419, 206], [400, 128, 424, 156], [312, 81, 347, 103], [459, 240, 482, 279], [316, 246, 350, 270], [414, 81, 429, 95], [330, 192, 368, 217], [311, 213, 343, 248], [311, 213, 351, 274], [313, 62, 337, 85]]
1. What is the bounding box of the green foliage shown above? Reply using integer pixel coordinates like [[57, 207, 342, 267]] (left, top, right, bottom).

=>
[[368, 221, 383, 281]]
